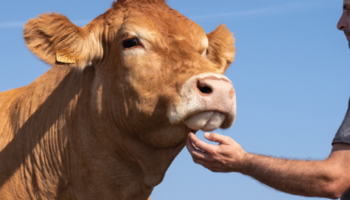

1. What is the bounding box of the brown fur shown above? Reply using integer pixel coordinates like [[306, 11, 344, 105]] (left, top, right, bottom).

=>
[[0, 0, 235, 199]]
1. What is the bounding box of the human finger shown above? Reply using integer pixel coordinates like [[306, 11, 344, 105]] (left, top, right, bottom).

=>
[[188, 132, 216, 153], [203, 132, 231, 145], [186, 137, 207, 160], [192, 157, 212, 169], [192, 159, 223, 172]]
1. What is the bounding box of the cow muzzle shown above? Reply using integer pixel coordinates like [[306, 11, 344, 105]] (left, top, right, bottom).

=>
[[168, 73, 236, 132]]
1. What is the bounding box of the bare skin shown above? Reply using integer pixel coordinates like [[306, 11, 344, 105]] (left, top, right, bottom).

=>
[[186, 0, 350, 199], [187, 133, 350, 199]]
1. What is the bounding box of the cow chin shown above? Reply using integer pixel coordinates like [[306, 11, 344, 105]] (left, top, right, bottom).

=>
[[183, 111, 225, 132]]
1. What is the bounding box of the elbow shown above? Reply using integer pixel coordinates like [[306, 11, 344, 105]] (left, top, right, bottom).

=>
[[325, 191, 342, 199], [322, 182, 347, 199], [324, 190, 343, 199]]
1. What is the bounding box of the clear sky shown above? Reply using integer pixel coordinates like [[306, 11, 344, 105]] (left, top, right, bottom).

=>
[[0, 0, 347, 199]]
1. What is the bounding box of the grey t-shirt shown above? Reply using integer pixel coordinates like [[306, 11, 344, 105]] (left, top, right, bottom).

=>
[[333, 99, 350, 199], [333, 99, 350, 144], [342, 190, 350, 200]]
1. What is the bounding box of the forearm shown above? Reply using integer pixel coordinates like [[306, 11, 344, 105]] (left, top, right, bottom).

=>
[[240, 153, 342, 198]]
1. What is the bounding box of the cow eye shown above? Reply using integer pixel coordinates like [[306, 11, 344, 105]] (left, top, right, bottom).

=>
[[122, 38, 139, 48]]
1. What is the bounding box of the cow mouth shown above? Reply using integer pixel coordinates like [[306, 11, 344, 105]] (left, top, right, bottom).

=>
[[182, 111, 227, 132]]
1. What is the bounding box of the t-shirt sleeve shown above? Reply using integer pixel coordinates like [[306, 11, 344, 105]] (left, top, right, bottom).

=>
[[332, 99, 350, 145]]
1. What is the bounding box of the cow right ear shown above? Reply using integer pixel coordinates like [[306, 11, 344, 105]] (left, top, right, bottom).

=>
[[206, 25, 236, 73], [24, 13, 103, 69]]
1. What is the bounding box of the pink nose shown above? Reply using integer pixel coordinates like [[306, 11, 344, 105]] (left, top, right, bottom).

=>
[[196, 77, 235, 113]]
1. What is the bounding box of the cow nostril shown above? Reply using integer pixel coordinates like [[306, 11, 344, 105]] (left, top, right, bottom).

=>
[[197, 80, 213, 94]]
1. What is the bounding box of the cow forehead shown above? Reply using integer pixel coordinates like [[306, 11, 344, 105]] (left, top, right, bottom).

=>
[[119, 22, 157, 42], [120, 6, 208, 50]]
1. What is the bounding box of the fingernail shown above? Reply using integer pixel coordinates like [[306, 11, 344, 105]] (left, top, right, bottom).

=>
[[204, 133, 210, 138]]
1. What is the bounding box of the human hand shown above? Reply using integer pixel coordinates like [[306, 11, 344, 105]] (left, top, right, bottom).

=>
[[186, 132, 246, 172]]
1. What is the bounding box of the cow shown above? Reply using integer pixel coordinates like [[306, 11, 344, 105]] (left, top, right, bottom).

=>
[[0, 0, 236, 199]]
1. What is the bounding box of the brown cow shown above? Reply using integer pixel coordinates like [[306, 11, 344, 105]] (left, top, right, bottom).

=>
[[0, 0, 236, 199]]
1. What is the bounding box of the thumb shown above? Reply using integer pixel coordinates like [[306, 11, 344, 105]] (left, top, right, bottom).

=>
[[204, 132, 230, 145]]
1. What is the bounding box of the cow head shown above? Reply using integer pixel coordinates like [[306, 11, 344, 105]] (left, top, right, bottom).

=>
[[23, 0, 236, 149]]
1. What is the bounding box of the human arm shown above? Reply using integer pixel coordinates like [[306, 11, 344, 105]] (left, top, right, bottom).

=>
[[186, 132, 350, 199]]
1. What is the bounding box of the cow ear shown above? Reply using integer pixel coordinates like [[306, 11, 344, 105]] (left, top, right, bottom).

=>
[[24, 13, 103, 69], [206, 25, 236, 73]]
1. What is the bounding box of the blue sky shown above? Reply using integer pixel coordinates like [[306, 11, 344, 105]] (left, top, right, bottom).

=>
[[0, 0, 347, 199]]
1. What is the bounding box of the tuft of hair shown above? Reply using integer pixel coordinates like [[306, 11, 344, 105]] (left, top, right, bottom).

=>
[[112, 0, 166, 7]]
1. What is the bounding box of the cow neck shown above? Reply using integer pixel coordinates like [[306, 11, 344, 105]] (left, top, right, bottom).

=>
[[3, 66, 95, 199], [89, 107, 188, 194], [115, 129, 187, 187]]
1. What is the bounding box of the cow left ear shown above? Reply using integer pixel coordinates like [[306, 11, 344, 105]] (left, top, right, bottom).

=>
[[206, 25, 236, 73], [24, 13, 103, 69]]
